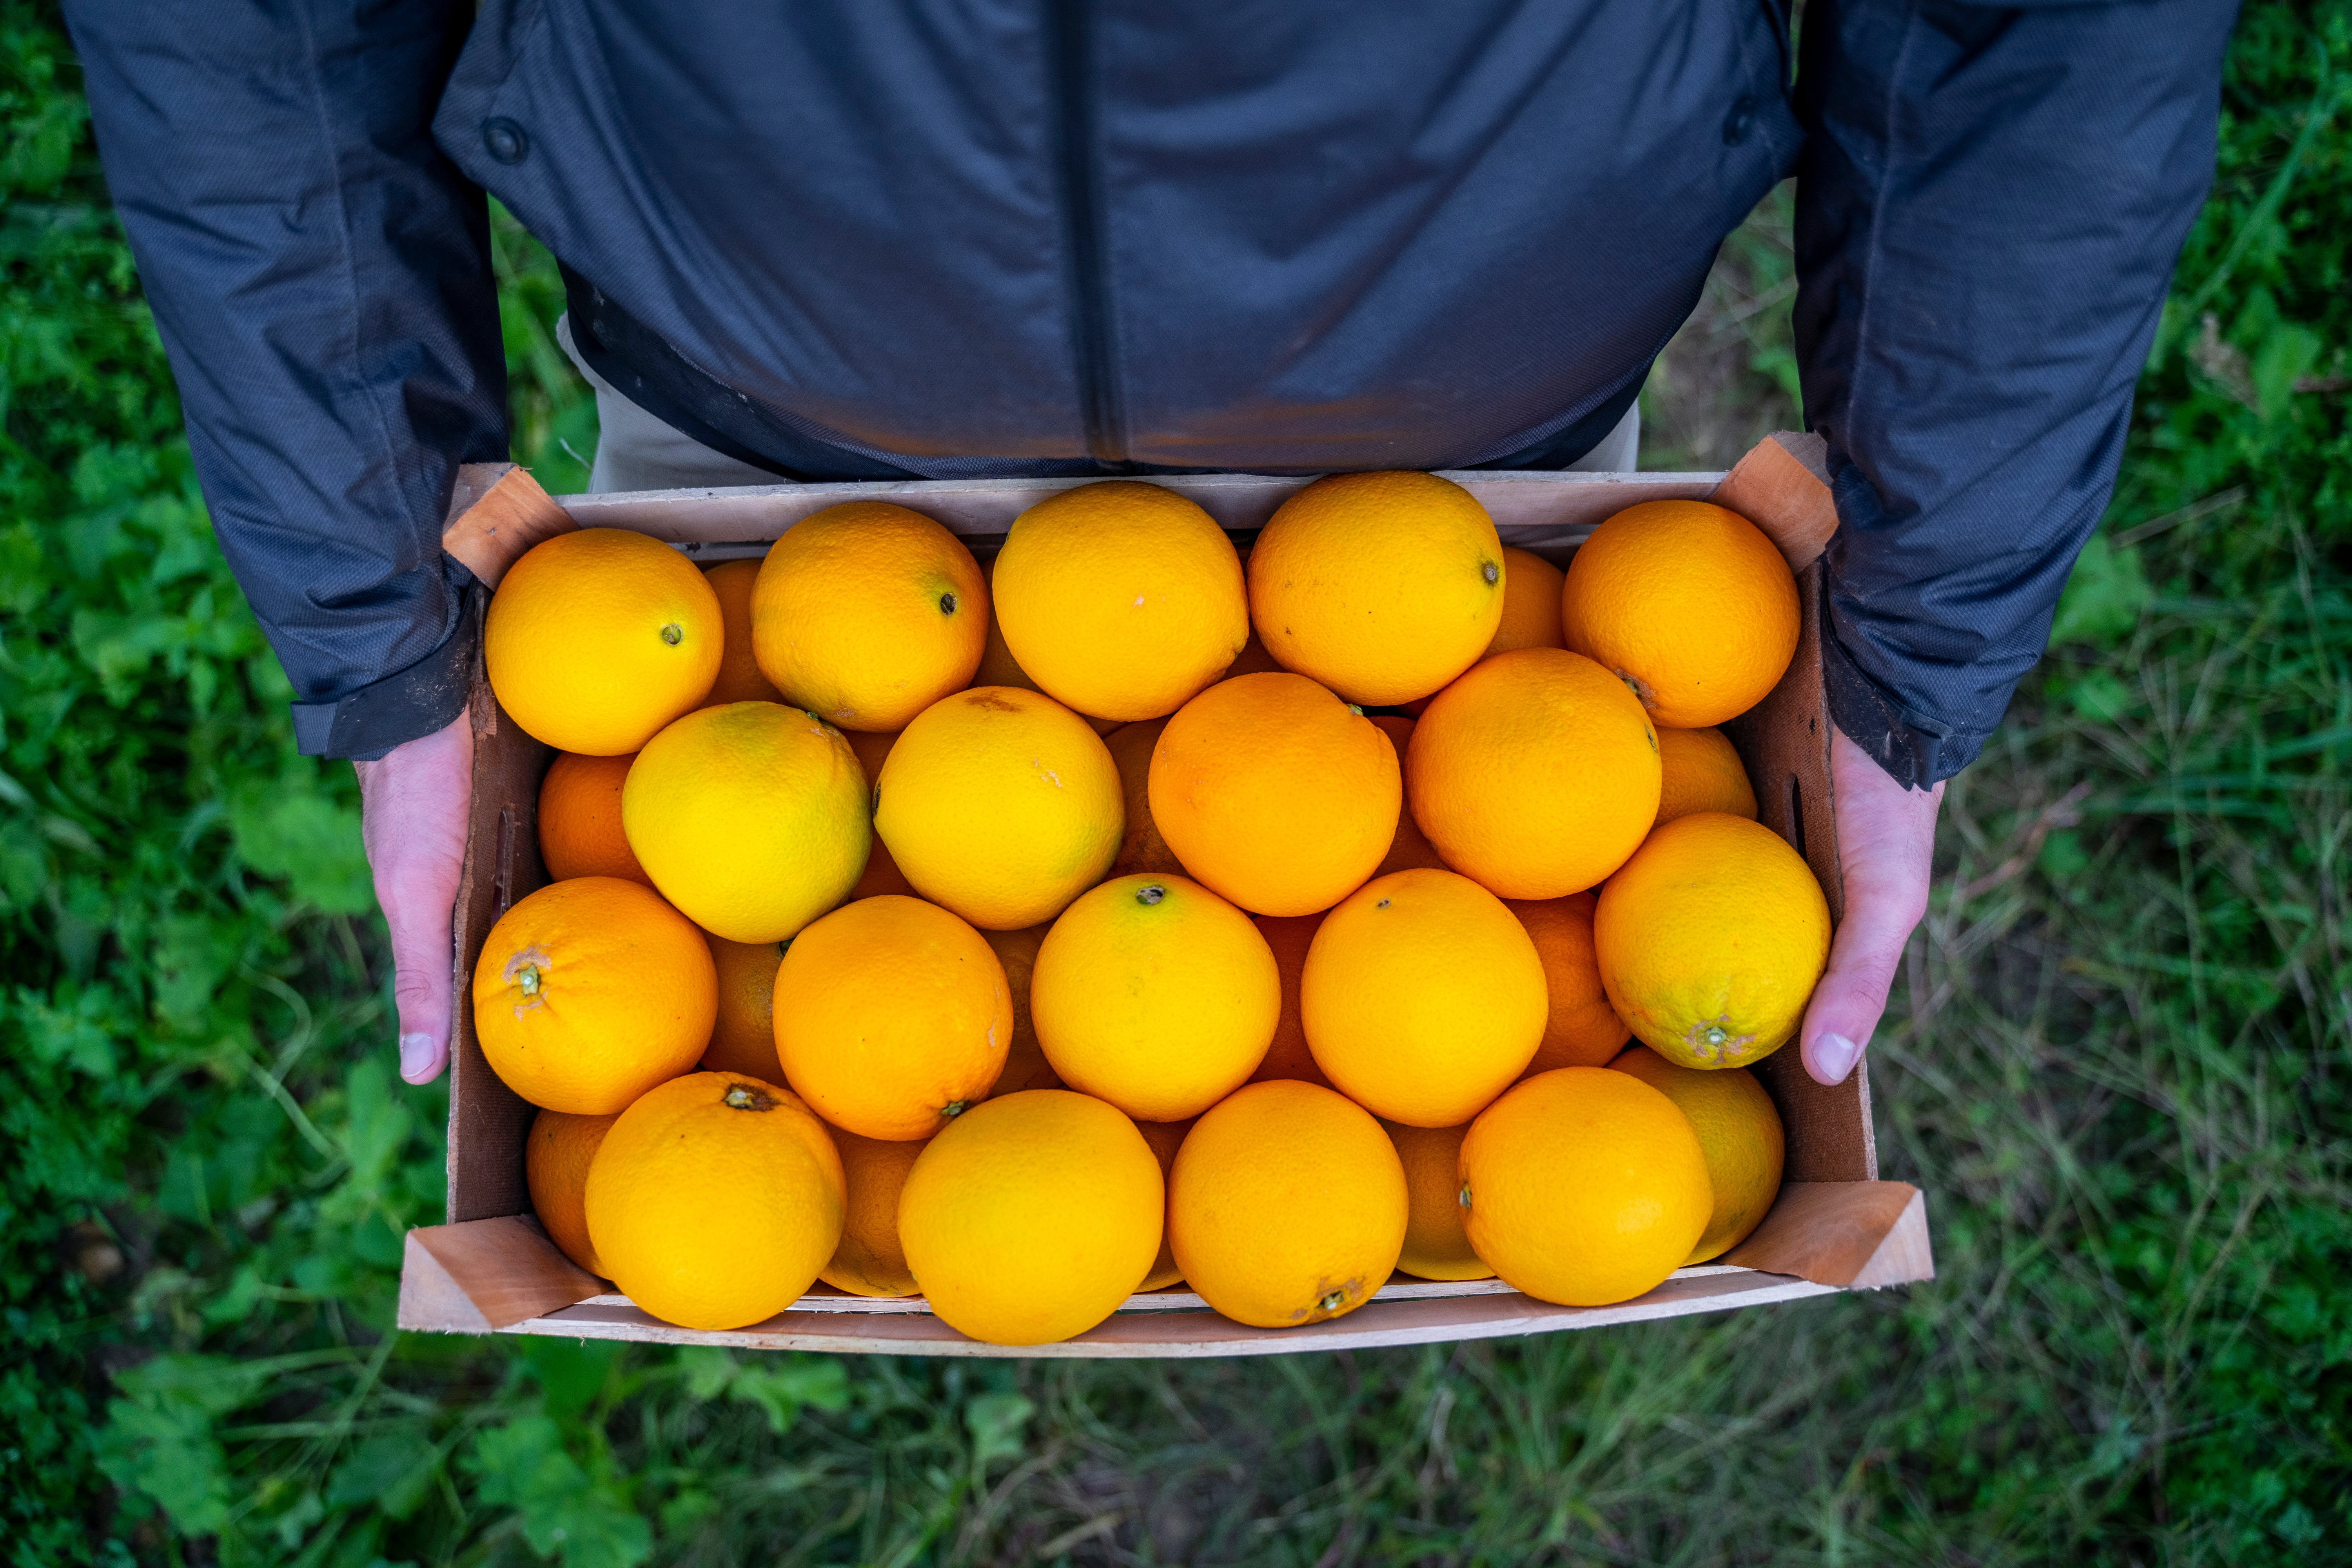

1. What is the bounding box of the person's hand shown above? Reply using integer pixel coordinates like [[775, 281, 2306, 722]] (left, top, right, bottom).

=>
[[1799, 724, 1943, 1086], [353, 711, 475, 1085]]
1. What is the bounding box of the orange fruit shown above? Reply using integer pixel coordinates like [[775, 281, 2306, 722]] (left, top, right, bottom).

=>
[[840, 729, 916, 901], [486, 527, 722, 754], [1655, 726, 1760, 825], [1487, 546, 1566, 655], [1302, 868, 1547, 1127], [981, 925, 1063, 1095], [1460, 1066, 1710, 1306], [1367, 717, 1446, 877], [584, 1072, 845, 1330], [524, 1108, 619, 1278], [1406, 648, 1661, 898], [1134, 1116, 1194, 1290], [1384, 1121, 1490, 1282], [1031, 873, 1279, 1120], [1504, 892, 1630, 1073], [1593, 812, 1830, 1069], [898, 1089, 1164, 1345], [1609, 1045, 1785, 1263], [472, 876, 715, 1114], [1148, 671, 1400, 916], [699, 558, 785, 706], [700, 933, 785, 1080], [874, 687, 1123, 929], [820, 1128, 926, 1297], [538, 751, 653, 887], [1248, 471, 1504, 705], [1248, 912, 1332, 1088], [1167, 1080, 1408, 1328], [621, 702, 869, 943], [772, 894, 1011, 1140], [1104, 717, 1185, 878], [1561, 500, 1798, 728], [993, 481, 1249, 721], [750, 501, 987, 731], [974, 556, 1122, 735]]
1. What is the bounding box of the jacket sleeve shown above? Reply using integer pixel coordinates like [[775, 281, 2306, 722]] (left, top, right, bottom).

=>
[[66, 0, 507, 760], [1791, 0, 2237, 788]]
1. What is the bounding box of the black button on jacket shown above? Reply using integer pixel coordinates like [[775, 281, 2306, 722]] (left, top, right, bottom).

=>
[[65, 0, 2236, 782]]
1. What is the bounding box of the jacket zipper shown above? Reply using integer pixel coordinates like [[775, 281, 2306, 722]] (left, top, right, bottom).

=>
[[1046, 0, 1127, 465]]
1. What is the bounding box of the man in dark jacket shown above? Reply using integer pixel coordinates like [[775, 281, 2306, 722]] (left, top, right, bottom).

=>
[[67, 0, 2236, 1092]]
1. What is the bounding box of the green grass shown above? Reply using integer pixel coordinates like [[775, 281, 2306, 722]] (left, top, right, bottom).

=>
[[3, 1, 2347, 1563]]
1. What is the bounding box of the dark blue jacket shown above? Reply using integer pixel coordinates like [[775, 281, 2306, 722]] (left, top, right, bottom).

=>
[[65, 0, 2235, 784]]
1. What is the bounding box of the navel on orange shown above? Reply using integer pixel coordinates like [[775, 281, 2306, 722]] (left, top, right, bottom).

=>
[[751, 501, 987, 731], [1594, 812, 1830, 1069], [486, 527, 722, 754], [584, 1072, 845, 1331], [472, 876, 715, 1114], [1561, 500, 1798, 728], [772, 895, 1011, 1140]]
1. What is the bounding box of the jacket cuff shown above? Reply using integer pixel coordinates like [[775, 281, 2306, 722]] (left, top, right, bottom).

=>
[[1818, 613, 1985, 791], [290, 573, 484, 761]]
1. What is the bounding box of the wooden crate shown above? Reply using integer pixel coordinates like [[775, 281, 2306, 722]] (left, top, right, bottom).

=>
[[396, 434, 1932, 1357]]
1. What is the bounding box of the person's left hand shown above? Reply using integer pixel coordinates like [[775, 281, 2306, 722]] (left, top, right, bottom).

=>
[[1799, 723, 1943, 1086]]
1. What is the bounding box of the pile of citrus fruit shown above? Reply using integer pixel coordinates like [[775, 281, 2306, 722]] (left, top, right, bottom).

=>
[[477, 472, 1829, 1345]]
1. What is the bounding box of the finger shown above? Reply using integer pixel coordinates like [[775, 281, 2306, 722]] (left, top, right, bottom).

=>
[[382, 862, 455, 1085], [1799, 890, 1918, 1085]]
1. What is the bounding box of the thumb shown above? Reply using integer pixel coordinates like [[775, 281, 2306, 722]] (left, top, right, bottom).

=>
[[354, 711, 475, 1086]]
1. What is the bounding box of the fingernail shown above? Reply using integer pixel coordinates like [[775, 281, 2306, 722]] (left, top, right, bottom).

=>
[[1810, 1032, 1861, 1084], [399, 1032, 436, 1082]]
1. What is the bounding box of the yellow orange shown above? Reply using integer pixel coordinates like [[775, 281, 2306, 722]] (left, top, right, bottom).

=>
[[974, 557, 1121, 735], [1503, 893, 1630, 1073], [820, 1128, 926, 1297], [1609, 1046, 1785, 1263], [1148, 671, 1399, 916], [538, 751, 652, 887], [524, 1108, 619, 1278], [898, 1089, 1164, 1345], [1460, 1067, 1710, 1306], [472, 876, 715, 1114], [486, 527, 722, 755], [1248, 471, 1504, 705], [994, 481, 1249, 721], [1031, 874, 1279, 1120], [584, 1072, 845, 1331], [982, 925, 1063, 1095], [1406, 648, 1661, 898], [1366, 717, 1446, 877], [1104, 717, 1185, 878], [1561, 500, 1798, 728], [751, 501, 987, 731], [1301, 869, 1547, 1127], [699, 558, 784, 706], [621, 702, 869, 943], [1384, 1121, 1490, 1282], [1134, 1116, 1194, 1290], [1167, 1080, 1408, 1328], [1248, 912, 1332, 1088], [1487, 546, 1566, 654], [874, 687, 1123, 929], [1593, 812, 1830, 1069], [772, 895, 1011, 1140], [1655, 726, 1760, 825], [700, 933, 786, 1080]]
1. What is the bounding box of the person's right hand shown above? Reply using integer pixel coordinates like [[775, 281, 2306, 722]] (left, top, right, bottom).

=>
[[353, 710, 475, 1085]]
